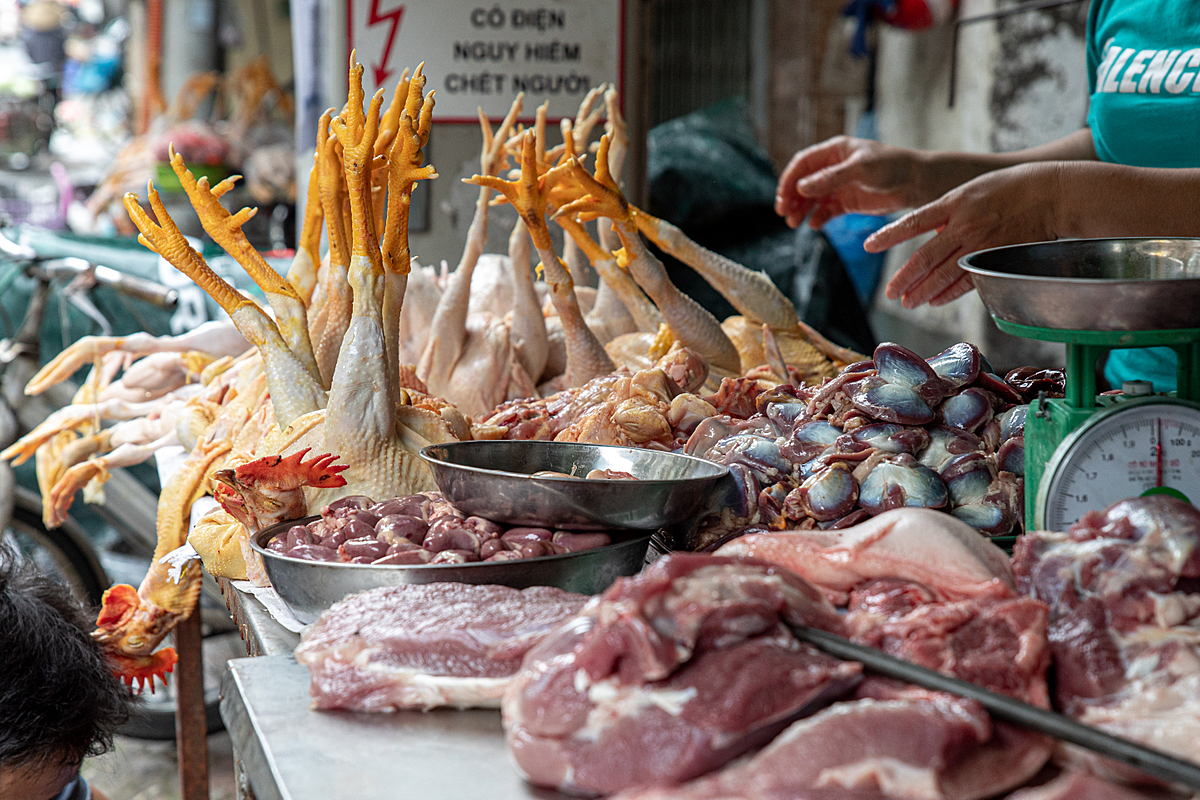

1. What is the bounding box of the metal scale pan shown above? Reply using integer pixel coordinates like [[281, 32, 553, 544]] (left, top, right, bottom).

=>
[[960, 238, 1200, 533], [961, 237, 1200, 332]]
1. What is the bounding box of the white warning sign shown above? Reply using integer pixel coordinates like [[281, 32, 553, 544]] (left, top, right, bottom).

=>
[[347, 0, 623, 122]]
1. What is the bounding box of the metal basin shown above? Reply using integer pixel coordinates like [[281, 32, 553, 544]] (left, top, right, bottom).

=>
[[250, 518, 650, 624], [960, 238, 1200, 331], [420, 440, 730, 530]]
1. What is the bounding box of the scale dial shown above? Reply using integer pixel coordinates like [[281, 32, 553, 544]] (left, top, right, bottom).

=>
[[1038, 398, 1200, 531]]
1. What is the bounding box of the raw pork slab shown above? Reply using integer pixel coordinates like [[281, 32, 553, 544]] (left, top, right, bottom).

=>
[[1005, 771, 1180, 800], [696, 510, 1055, 800], [717, 507, 1014, 604], [1012, 495, 1200, 781], [503, 553, 862, 796], [295, 582, 588, 711], [613, 697, 997, 800]]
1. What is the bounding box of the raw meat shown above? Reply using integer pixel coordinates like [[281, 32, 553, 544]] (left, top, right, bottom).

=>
[[1012, 495, 1200, 780], [684, 510, 1055, 800], [846, 579, 1051, 708], [502, 553, 863, 796], [1004, 771, 1178, 800], [613, 697, 998, 800], [294, 582, 588, 711], [268, 491, 613, 565], [715, 507, 1016, 604]]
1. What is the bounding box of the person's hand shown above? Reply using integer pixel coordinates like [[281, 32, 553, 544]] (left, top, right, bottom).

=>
[[868, 162, 1064, 308], [774, 136, 925, 229]]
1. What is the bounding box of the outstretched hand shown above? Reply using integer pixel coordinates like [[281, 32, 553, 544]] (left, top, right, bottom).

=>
[[870, 162, 1064, 308], [774, 136, 925, 229]]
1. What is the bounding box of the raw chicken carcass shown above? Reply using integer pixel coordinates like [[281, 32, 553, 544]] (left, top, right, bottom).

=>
[[295, 582, 588, 711], [417, 96, 548, 416], [91, 58, 451, 689], [503, 553, 863, 796]]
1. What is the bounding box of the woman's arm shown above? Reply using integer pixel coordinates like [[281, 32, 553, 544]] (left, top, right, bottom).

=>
[[868, 159, 1200, 308], [915, 128, 1097, 203], [775, 128, 1097, 229]]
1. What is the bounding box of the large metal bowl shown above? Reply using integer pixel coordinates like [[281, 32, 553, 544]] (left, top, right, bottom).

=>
[[250, 518, 650, 624], [960, 238, 1200, 331], [420, 440, 730, 530]]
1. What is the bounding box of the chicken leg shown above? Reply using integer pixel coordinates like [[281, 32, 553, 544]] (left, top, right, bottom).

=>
[[124, 186, 327, 425], [168, 147, 323, 386], [556, 138, 741, 374], [418, 95, 523, 391], [313, 110, 353, 386], [470, 131, 614, 387]]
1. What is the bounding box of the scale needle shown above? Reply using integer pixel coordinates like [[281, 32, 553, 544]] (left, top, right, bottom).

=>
[[1156, 418, 1164, 488]]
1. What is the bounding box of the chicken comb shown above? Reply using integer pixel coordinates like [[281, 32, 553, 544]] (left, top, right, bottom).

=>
[[95, 583, 139, 629], [108, 648, 178, 695], [234, 447, 349, 488]]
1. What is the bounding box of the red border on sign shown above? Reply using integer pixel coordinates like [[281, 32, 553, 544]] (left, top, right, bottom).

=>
[[346, 0, 626, 124]]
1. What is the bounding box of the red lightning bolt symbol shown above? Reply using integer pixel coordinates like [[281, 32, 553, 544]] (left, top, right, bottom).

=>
[[367, 0, 405, 88]]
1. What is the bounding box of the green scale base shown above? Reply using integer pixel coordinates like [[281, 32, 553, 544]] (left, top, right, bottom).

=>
[[993, 320, 1200, 532]]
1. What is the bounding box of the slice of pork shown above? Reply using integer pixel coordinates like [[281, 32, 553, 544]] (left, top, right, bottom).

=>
[[295, 582, 588, 711], [716, 507, 1015, 605], [503, 553, 862, 796], [1012, 495, 1200, 783]]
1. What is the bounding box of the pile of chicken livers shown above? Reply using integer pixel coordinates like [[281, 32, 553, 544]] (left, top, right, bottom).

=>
[[298, 496, 1200, 800], [269, 491, 615, 565]]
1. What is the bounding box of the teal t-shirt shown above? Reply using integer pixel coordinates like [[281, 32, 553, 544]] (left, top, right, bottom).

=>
[[1087, 0, 1200, 392]]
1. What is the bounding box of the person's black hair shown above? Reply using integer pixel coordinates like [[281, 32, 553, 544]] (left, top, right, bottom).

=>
[[0, 543, 129, 770]]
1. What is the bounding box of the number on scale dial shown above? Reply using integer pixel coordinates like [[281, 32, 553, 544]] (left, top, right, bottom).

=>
[[1040, 399, 1200, 532]]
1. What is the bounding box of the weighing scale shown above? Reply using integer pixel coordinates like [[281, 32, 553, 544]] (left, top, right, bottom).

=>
[[961, 238, 1200, 533]]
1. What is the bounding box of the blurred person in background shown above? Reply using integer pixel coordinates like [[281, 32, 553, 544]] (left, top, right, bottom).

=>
[[18, 0, 68, 104]]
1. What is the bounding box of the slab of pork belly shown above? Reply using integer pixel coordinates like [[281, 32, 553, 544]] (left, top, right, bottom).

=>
[[716, 507, 1016, 605], [502, 553, 863, 796], [1012, 495, 1200, 781], [295, 582, 588, 711]]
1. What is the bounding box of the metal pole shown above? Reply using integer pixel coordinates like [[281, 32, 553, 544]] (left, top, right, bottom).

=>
[[175, 609, 209, 800]]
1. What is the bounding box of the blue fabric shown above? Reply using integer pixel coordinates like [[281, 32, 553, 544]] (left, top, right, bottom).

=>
[[841, 0, 894, 57], [1105, 347, 1179, 394], [822, 213, 889, 306], [53, 774, 91, 800], [1086, 0, 1194, 391]]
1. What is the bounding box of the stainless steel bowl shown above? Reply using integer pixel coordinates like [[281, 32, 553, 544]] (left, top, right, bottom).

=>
[[420, 440, 730, 530], [250, 518, 650, 624], [960, 238, 1200, 331]]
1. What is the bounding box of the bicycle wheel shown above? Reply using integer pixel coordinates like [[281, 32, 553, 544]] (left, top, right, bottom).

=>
[[4, 493, 108, 608]]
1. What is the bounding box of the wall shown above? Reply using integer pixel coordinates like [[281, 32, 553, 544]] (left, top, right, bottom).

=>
[[766, 0, 860, 168]]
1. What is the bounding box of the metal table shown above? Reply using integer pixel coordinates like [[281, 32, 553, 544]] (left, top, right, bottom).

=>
[[218, 579, 300, 657], [220, 655, 566, 800], [218, 581, 562, 800]]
